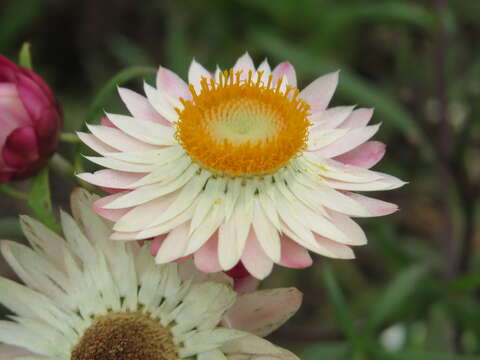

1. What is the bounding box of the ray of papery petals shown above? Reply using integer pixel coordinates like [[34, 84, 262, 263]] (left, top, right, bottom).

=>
[[77, 169, 145, 190], [241, 229, 274, 280], [334, 141, 386, 169], [345, 192, 399, 216], [300, 71, 339, 112], [233, 52, 256, 81], [2, 126, 39, 169], [93, 192, 132, 221], [272, 62, 297, 87], [194, 232, 222, 273], [118, 87, 171, 126], [86, 124, 157, 152], [154, 222, 190, 263], [313, 233, 355, 259], [156, 66, 191, 100], [76, 132, 117, 155], [0, 344, 37, 359], [279, 235, 313, 269], [149, 234, 167, 256], [221, 333, 299, 360], [222, 287, 302, 337], [188, 59, 212, 93], [313, 123, 381, 158], [233, 275, 260, 294], [309, 105, 355, 130], [339, 108, 374, 129]]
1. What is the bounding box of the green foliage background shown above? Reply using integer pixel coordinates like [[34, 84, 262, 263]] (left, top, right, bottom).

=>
[[0, 0, 479, 358]]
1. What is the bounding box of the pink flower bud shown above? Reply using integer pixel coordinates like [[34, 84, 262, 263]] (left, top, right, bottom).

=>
[[0, 55, 62, 183]]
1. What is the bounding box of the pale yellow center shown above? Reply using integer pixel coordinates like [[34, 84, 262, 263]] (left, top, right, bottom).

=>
[[175, 70, 311, 177]]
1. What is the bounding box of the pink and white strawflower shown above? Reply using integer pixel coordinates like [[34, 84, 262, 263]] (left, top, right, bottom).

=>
[[0, 55, 62, 183], [78, 53, 405, 279]]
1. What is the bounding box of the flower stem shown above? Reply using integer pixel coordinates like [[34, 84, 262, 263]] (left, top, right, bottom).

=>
[[60, 132, 80, 143]]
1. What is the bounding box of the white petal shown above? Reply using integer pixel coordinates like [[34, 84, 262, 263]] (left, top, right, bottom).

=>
[[106, 112, 175, 146], [86, 124, 157, 152], [252, 199, 281, 263], [309, 105, 355, 130], [144, 82, 180, 122], [188, 59, 212, 93], [300, 71, 339, 112]]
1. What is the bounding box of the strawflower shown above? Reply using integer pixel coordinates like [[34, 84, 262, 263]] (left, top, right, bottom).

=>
[[0, 55, 62, 183], [78, 53, 405, 279], [0, 188, 301, 360]]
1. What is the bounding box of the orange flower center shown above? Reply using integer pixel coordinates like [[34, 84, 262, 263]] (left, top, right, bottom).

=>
[[175, 70, 311, 177]]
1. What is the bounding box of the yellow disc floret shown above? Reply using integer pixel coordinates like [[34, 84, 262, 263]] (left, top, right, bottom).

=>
[[175, 70, 311, 177]]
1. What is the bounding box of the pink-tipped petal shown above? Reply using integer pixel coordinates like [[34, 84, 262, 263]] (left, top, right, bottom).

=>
[[118, 87, 171, 126], [313, 123, 381, 158], [93, 192, 132, 221], [300, 71, 339, 112], [150, 234, 167, 256], [279, 235, 313, 269], [241, 229, 274, 280], [194, 232, 222, 273], [86, 124, 157, 152], [0, 344, 36, 359], [223, 287, 302, 337], [77, 132, 116, 155], [340, 108, 374, 129], [325, 210, 367, 245], [309, 105, 355, 130], [335, 141, 386, 168], [272, 62, 297, 87], [155, 222, 190, 263], [156, 65, 190, 100], [77, 169, 145, 190], [346, 192, 399, 216], [233, 52, 255, 80], [313, 234, 356, 259], [188, 59, 212, 93]]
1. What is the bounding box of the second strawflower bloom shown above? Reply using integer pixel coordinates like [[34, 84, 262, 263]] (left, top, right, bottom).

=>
[[79, 53, 405, 279]]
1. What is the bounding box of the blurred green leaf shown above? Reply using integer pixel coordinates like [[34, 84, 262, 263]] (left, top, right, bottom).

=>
[[18, 42, 32, 69], [367, 265, 429, 331], [251, 31, 421, 141], [373, 349, 480, 360], [0, 0, 44, 50], [27, 168, 60, 233], [0, 217, 23, 239], [0, 184, 27, 200], [302, 342, 350, 360], [323, 266, 365, 353]]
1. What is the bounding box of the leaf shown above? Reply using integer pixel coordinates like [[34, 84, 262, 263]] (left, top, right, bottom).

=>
[[0, 0, 45, 50], [367, 265, 429, 331], [250, 31, 422, 142], [302, 342, 350, 360], [27, 167, 60, 233], [323, 266, 364, 352], [18, 42, 32, 70], [372, 348, 480, 360]]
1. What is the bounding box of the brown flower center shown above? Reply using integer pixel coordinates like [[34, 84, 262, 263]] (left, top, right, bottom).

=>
[[71, 312, 179, 360]]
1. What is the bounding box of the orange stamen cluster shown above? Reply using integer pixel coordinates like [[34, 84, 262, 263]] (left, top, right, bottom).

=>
[[175, 70, 311, 177]]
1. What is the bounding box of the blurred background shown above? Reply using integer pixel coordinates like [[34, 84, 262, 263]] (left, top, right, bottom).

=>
[[0, 0, 479, 359]]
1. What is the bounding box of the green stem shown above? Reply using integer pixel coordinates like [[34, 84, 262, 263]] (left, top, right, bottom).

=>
[[60, 132, 80, 143]]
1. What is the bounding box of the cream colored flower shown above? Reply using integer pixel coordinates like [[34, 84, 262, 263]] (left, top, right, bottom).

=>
[[0, 189, 301, 360], [78, 53, 405, 279]]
